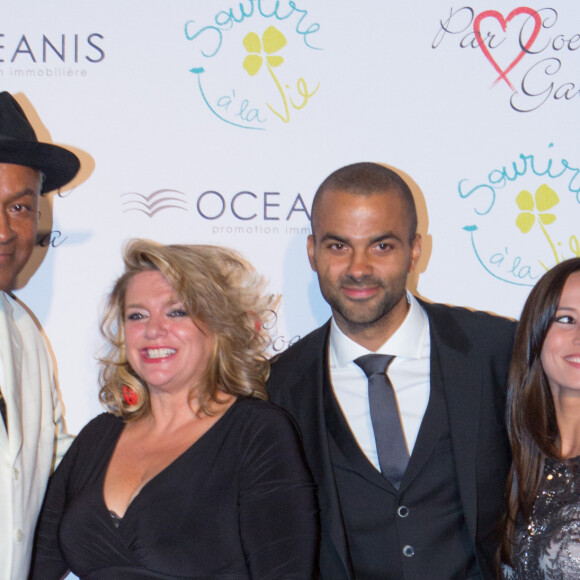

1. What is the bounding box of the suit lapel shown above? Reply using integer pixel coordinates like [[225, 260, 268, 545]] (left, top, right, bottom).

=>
[[422, 301, 480, 542], [0, 293, 23, 455]]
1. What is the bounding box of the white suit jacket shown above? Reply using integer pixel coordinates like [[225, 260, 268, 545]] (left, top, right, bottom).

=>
[[0, 292, 72, 579]]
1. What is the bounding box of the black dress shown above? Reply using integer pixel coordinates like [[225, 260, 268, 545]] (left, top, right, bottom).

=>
[[30, 398, 319, 579]]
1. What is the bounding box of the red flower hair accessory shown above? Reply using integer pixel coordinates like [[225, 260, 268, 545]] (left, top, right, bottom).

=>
[[122, 385, 138, 406]]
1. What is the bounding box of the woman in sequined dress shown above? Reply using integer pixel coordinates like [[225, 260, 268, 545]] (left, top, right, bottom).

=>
[[499, 257, 580, 579]]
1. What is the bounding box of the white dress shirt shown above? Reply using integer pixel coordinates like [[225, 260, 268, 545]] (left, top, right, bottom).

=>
[[329, 292, 431, 471]]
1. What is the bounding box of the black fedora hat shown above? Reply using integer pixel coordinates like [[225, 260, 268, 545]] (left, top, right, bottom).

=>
[[0, 91, 80, 194]]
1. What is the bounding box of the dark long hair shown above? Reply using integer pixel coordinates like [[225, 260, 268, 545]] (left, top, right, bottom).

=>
[[499, 257, 580, 567]]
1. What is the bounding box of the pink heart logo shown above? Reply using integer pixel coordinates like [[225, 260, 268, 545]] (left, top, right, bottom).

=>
[[473, 7, 542, 91]]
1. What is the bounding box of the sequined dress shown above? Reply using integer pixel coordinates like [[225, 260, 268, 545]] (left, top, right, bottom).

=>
[[503, 457, 580, 579]]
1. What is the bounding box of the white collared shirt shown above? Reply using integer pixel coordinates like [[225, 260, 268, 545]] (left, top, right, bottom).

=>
[[329, 292, 431, 470]]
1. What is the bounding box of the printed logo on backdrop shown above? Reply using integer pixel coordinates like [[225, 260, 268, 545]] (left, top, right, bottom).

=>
[[432, 7, 579, 112], [121, 187, 311, 237], [184, 1, 321, 130], [459, 144, 580, 286], [121, 190, 188, 217], [0, 32, 105, 78]]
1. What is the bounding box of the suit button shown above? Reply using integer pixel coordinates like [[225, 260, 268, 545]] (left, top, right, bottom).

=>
[[397, 505, 409, 517], [402, 545, 415, 558], [15, 529, 23, 542]]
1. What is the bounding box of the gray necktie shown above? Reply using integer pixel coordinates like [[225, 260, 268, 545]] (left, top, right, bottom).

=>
[[354, 354, 409, 489]]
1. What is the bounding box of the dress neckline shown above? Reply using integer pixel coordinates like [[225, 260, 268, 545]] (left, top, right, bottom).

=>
[[102, 398, 240, 524]]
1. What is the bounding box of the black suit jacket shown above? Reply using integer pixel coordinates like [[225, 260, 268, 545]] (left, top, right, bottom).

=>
[[268, 300, 516, 580]]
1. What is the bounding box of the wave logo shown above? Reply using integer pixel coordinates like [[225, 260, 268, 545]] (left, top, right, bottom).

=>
[[459, 144, 580, 286], [185, 1, 321, 130], [121, 189, 188, 217]]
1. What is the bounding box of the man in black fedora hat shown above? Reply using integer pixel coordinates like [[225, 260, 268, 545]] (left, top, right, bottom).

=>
[[0, 91, 80, 578]]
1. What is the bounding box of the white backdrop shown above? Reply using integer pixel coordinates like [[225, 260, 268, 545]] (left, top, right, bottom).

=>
[[3, 1, 579, 447]]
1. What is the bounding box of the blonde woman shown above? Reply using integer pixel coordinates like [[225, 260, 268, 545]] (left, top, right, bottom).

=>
[[31, 240, 318, 579]]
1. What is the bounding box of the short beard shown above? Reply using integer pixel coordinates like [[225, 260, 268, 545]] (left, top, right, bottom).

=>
[[320, 274, 407, 336]]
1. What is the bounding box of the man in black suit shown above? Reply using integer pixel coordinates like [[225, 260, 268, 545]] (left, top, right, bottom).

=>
[[268, 162, 516, 580]]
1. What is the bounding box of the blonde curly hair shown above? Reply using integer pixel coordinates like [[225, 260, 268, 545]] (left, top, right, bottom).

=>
[[98, 239, 278, 420]]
